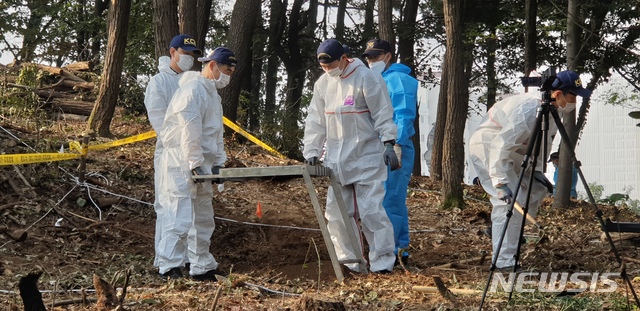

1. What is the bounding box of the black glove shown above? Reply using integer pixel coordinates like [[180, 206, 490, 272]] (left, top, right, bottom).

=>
[[191, 166, 206, 183], [304, 156, 319, 166], [533, 171, 554, 194], [383, 141, 400, 171], [211, 166, 224, 184]]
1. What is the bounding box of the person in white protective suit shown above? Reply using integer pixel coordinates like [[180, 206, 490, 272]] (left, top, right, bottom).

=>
[[156, 47, 236, 281], [303, 39, 400, 274], [468, 70, 591, 270], [144, 34, 201, 270]]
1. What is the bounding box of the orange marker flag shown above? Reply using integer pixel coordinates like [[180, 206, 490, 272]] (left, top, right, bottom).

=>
[[256, 201, 263, 219]]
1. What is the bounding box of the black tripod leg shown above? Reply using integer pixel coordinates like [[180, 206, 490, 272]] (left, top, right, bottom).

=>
[[550, 108, 640, 306], [508, 128, 544, 301]]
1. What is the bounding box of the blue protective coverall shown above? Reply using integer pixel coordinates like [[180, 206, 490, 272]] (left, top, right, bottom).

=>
[[380, 63, 418, 259]]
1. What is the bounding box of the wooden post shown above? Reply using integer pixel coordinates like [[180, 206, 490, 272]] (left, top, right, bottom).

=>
[[78, 136, 89, 183]]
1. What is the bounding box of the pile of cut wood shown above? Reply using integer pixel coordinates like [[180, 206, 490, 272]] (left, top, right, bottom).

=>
[[1, 62, 97, 117]]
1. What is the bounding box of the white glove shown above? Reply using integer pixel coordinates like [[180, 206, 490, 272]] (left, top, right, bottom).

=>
[[394, 144, 402, 168]]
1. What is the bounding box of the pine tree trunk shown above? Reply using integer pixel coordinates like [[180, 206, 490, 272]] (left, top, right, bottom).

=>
[[195, 0, 213, 71], [220, 0, 261, 125], [554, 0, 579, 208], [179, 0, 198, 40], [280, 0, 307, 159], [378, 0, 394, 43], [152, 0, 178, 60], [523, 0, 537, 77], [397, 0, 419, 175], [441, 0, 467, 209], [486, 25, 497, 110], [431, 61, 447, 181], [249, 30, 264, 132], [335, 0, 346, 41], [87, 0, 132, 137]]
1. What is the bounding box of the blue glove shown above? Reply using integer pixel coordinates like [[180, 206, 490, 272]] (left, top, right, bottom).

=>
[[496, 185, 513, 204], [211, 166, 223, 184], [305, 157, 319, 166], [191, 166, 207, 183], [383, 141, 400, 171]]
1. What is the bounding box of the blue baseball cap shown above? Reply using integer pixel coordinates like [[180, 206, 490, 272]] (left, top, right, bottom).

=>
[[361, 39, 392, 58], [169, 34, 202, 55], [198, 47, 237, 66], [552, 70, 592, 98], [317, 39, 346, 64]]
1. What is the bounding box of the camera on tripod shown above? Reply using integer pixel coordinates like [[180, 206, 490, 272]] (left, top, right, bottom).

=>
[[520, 68, 558, 104]]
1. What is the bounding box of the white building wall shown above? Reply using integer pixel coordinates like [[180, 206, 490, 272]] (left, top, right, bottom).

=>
[[417, 82, 484, 184], [417, 73, 640, 199], [574, 75, 640, 199]]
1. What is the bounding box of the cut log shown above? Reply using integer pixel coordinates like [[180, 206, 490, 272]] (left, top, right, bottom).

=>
[[51, 99, 95, 115], [63, 61, 93, 72], [21, 62, 63, 75], [413, 286, 483, 295], [60, 78, 95, 91], [623, 256, 640, 265], [601, 232, 640, 243], [0, 76, 18, 84]]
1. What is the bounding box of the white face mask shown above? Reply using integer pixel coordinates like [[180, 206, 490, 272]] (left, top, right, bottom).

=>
[[557, 93, 577, 113], [176, 54, 194, 72], [326, 66, 342, 77], [214, 65, 231, 89], [369, 60, 386, 74]]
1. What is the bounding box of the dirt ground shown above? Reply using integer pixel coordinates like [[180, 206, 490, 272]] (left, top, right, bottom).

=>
[[2, 113, 640, 310]]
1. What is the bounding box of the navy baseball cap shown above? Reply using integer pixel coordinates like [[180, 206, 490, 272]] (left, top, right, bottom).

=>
[[317, 39, 346, 64], [552, 70, 592, 98], [169, 34, 202, 55], [198, 47, 237, 66], [361, 39, 392, 58]]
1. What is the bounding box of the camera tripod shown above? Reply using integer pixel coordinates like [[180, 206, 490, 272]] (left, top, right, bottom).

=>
[[478, 87, 640, 310]]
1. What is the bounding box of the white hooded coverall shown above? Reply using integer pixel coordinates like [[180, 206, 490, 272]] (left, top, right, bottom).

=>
[[469, 93, 554, 268], [157, 71, 226, 275], [143, 56, 183, 267], [303, 58, 397, 273]]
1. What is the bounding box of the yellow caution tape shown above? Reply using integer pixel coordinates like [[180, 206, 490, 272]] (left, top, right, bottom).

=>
[[1, 119, 282, 166], [87, 131, 157, 151], [69, 141, 83, 154], [222, 117, 286, 159], [0, 152, 81, 166]]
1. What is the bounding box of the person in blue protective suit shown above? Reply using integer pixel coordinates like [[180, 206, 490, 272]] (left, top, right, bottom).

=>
[[144, 34, 201, 270], [362, 39, 418, 267], [303, 39, 400, 274], [548, 152, 578, 199], [156, 47, 236, 281], [469, 70, 590, 270]]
